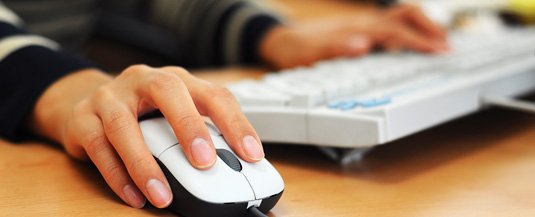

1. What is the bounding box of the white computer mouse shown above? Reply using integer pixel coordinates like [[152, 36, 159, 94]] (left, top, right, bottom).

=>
[[139, 117, 284, 217]]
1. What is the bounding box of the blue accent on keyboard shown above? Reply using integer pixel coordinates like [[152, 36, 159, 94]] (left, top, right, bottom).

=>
[[360, 97, 391, 108], [328, 97, 392, 110], [339, 100, 359, 110]]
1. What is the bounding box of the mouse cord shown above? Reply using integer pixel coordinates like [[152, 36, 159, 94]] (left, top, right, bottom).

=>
[[248, 206, 268, 217]]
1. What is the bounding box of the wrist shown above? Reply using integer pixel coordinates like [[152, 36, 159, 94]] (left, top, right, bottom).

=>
[[29, 68, 112, 143], [258, 25, 294, 68]]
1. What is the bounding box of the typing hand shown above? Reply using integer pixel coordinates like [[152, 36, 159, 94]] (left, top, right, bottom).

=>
[[260, 4, 448, 69], [30, 66, 264, 208]]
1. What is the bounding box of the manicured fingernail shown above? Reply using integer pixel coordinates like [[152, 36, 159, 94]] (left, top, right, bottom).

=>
[[146, 179, 172, 208], [123, 184, 146, 208], [191, 137, 216, 168], [242, 135, 264, 161]]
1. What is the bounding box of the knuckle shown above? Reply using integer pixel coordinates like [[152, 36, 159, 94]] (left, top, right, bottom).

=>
[[123, 64, 151, 77], [207, 85, 236, 101], [92, 86, 116, 105], [83, 132, 109, 155], [229, 114, 252, 132], [148, 72, 183, 94], [162, 66, 189, 77], [128, 157, 151, 175], [176, 114, 203, 130], [102, 163, 125, 183], [104, 110, 133, 135], [227, 118, 243, 133]]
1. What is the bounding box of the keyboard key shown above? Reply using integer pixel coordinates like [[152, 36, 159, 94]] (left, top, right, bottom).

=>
[[228, 81, 290, 107], [263, 77, 325, 107], [223, 28, 535, 153]]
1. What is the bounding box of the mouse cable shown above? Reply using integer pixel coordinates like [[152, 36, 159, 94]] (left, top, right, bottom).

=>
[[248, 206, 268, 217]]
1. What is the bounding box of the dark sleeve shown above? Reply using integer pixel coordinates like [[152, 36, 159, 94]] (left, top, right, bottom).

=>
[[148, 0, 282, 66], [0, 5, 95, 141]]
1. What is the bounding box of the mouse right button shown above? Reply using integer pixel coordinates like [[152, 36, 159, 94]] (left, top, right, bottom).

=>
[[158, 144, 256, 203], [240, 159, 285, 199]]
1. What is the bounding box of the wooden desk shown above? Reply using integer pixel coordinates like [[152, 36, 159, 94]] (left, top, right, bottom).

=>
[[2, 0, 535, 216], [2, 66, 535, 216]]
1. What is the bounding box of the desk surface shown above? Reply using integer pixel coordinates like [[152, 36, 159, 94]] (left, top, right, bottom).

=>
[[2, 71, 535, 217], [2, 1, 535, 216]]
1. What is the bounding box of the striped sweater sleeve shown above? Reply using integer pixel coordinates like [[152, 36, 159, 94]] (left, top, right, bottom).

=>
[[149, 0, 282, 66], [0, 3, 94, 140]]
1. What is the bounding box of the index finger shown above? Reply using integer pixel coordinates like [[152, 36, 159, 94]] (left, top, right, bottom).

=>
[[140, 68, 217, 169], [161, 67, 264, 163], [398, 5, 447, 40]]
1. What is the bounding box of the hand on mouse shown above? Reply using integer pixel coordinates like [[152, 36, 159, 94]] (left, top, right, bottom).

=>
[[29, 65, 264, 209], [260, 4, 449, 69]]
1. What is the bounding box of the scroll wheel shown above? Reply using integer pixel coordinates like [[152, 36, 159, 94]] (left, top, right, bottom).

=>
[[216, 149, 242, 171]]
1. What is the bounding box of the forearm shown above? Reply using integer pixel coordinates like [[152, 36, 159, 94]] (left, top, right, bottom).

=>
[[149, 0, 282, 66], [29, 69, 112, 143], [0, 3, 101, 141]]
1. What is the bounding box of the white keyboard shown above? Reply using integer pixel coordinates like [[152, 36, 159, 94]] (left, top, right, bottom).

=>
[[227, 28, 535, 154]]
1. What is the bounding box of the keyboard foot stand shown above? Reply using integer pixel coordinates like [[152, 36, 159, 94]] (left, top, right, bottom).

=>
[[317, 146, 373, 165], [482, 96, 535, 114]]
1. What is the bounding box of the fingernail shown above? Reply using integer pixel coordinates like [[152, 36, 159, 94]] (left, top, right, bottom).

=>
[[347, 37, 370, 51], [242, 135, 264, 161], [146, 179, 172, 208], [123, 184, 146, 208], [191, 137, 216, 168], [433, 40, 450, 53]]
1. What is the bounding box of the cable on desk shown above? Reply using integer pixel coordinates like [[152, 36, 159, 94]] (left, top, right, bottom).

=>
[[248, 206, 268, 217]]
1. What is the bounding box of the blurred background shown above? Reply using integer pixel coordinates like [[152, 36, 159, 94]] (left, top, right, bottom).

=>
[[78, 0, 535, 71]]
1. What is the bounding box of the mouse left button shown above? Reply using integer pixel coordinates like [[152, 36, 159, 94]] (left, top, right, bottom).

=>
[[140, 117, 179, 157]]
